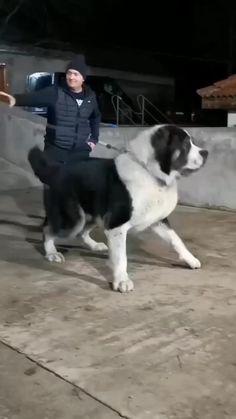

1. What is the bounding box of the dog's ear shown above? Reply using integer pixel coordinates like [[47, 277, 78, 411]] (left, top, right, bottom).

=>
[[151, 127, 172, 174]]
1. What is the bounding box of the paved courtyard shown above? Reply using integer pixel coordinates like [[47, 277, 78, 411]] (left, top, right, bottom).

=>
[[0, 186, 236, 419]]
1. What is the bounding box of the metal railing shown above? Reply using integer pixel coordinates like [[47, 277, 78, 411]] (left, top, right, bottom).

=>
[[111, 95, 142, 126], [137, 94, 173, 125], [111, 94, 173, 126]]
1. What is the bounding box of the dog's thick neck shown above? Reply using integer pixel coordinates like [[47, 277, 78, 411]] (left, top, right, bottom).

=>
[[127, 126, 180, 186]]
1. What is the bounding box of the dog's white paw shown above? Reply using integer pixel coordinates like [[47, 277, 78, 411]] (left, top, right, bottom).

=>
[[46, 252, 65, 263], [92, 242, 108, 252], [181, 253, 201, 269], [113, 278, 134, 293]]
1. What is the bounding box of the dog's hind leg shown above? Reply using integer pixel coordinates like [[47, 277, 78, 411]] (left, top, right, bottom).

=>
[[80, 224, 108, 252], [43, 226, 65, 263], [152, 218, 201, 269], [105, 223, 133, 292]]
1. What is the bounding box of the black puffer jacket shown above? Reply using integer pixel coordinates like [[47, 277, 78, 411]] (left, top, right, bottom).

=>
[[15, 84, 101, 152]]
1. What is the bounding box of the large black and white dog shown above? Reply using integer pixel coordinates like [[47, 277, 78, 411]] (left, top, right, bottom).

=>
[[28, 124, 208, 292]]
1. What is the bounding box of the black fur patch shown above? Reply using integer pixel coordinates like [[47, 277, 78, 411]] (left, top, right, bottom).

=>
[[161, 217, 170, 227], [28, 148, 133, 235], [151, 125, 191, 174]]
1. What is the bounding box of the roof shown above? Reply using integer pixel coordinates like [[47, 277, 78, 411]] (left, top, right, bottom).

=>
[[197, 75, 236, 98]]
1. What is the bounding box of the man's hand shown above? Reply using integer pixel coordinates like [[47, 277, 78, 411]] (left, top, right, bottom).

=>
[[0, 91, 16, 107], [88, 142, 96, 150]]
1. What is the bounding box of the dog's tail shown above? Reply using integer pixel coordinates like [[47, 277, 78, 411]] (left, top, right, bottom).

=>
[[28, 146, 60, 186]]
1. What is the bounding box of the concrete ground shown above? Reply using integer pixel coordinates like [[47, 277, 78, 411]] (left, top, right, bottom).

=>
[[0, 186, 236, 419]]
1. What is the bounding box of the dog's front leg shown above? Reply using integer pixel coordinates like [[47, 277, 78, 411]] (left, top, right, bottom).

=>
[[152, 218, 201, 269], [106, 224, 134, 292]]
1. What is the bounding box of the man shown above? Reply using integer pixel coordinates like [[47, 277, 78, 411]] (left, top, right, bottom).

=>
[[1, 55, 101, 228], [1, 54, 101, 163]]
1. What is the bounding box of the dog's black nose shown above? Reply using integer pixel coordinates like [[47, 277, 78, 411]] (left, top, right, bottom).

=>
[[200, 149, 208, 162]]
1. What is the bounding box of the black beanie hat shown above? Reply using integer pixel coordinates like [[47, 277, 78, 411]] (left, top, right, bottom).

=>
[[65, 55, 87, 79]]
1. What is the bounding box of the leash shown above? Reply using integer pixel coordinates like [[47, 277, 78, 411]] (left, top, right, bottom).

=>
[[98, 141, 126, 153]]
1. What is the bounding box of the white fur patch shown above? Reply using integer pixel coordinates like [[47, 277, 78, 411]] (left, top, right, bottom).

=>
[[183, 140, 205, 171], [152, 223, 201, 269]]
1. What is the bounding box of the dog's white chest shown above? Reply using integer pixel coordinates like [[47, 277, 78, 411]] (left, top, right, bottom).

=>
[[130, 181, 178, 230], [116, 154, 178, 231]]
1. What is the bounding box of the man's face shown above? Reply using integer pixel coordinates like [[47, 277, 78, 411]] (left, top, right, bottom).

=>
[[66, 69, 84, 91]]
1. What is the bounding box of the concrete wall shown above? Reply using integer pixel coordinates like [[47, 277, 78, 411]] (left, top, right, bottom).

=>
[[0, 104, 45, 166], [227, 112, 236, 127], [0, 103, 45, 189], [178, 127, 236, 210], [0, 103, 236, 210]]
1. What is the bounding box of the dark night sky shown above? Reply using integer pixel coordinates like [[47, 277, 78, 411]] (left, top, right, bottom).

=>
[[0, 0, 236, 110], [0, 0, 233, 60]]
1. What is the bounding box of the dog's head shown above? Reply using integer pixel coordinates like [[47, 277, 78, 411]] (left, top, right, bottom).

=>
[[131, 124, 208, 185]]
